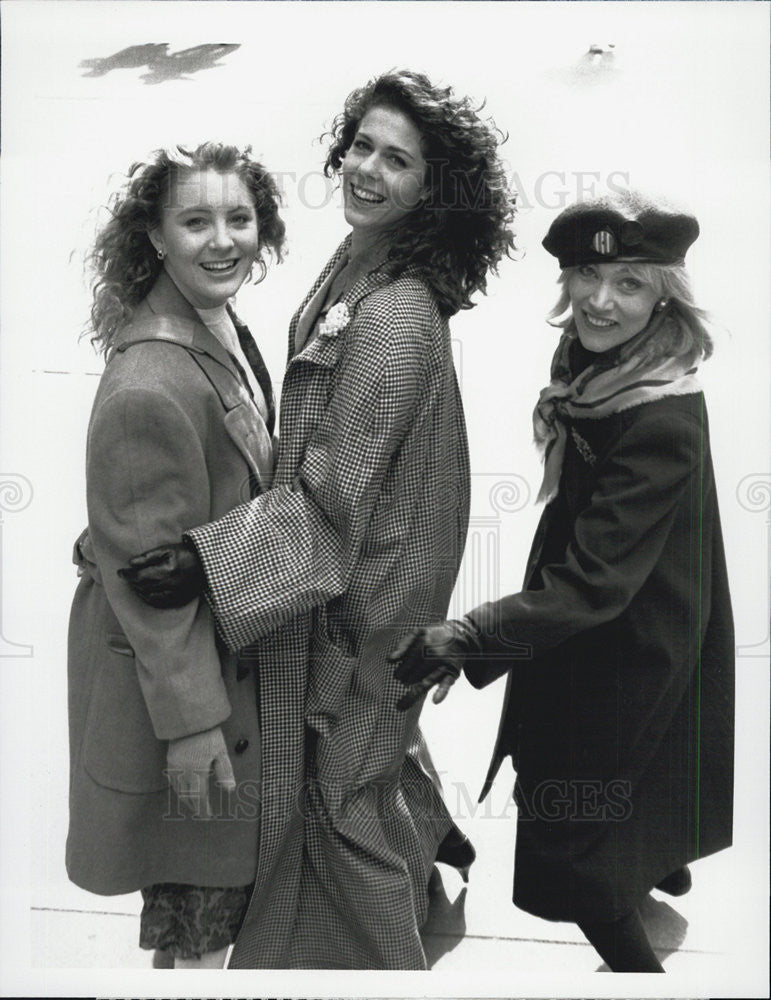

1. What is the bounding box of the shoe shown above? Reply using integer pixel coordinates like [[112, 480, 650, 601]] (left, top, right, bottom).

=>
[[436, 827, 476, 883], [655, 866, 692, 896]]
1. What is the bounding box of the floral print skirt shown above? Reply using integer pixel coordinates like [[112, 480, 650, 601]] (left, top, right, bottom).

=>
[[139, 881, 252, 959]]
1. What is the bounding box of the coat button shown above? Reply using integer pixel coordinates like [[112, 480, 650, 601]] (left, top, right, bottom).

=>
[[234, 738, 249, 754]]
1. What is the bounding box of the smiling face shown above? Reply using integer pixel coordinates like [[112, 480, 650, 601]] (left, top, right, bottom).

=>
[[341, 104, 428, 244], [149, 168, 260, 309], [568, 262, 661, 352]]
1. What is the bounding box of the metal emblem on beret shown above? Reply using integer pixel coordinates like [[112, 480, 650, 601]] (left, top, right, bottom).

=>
[[591, 229, 617, 256]]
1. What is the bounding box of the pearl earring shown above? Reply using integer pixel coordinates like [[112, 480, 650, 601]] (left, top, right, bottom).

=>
[[656, 298, 668, 311], [157, 249, 165, 260]]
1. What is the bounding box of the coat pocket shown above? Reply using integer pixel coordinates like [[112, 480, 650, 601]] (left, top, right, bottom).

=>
[[83, 642, 169, 793], [306, 609, 358, 728]]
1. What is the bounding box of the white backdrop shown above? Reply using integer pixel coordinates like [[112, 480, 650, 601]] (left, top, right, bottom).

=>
[[1, 1, 768, 997]]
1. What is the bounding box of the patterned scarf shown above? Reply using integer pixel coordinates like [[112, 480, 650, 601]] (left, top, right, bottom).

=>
[[533, 307, 701, 503]]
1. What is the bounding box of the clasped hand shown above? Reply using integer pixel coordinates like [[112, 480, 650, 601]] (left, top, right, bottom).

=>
[[388, 618, 479, 711], [118, 539, 205, 608]]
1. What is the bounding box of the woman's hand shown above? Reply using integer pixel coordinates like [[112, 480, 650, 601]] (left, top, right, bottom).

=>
[[389, 619, 481, 711], [165, 725, 236, 819], [118, 539, 205, 608]]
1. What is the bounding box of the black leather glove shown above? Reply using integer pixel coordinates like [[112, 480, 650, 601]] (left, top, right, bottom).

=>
[[388, 618, 482, 711], [118, 537, 205, 608]]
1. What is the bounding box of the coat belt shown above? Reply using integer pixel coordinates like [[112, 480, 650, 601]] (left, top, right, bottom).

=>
[[72, 527, 102, 585]]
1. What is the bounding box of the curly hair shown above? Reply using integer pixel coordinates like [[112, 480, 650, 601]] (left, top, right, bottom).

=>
[[88, 142, 286, 354], [323, 69, 516, 316], [548, 262, 714, 365]]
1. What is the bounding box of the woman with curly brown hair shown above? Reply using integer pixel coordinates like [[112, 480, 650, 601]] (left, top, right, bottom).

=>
[[121, 70, 516, 968], [66, 142, 284, 968]]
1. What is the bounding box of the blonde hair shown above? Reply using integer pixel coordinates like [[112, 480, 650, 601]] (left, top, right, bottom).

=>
[[547, 261, 714, 365]]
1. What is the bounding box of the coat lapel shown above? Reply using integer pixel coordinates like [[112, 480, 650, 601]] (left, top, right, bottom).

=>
[[288, 236, 409, 372], [228, 304, 276, 436], [292, 254, 349, 357], [286, 235, 351, 365], [115, 273, 275, 492], [221, 404, 274, 492]]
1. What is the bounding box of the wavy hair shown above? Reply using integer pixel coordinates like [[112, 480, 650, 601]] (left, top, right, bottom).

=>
[[87, 142, 286, 354], [548, 262, 714, 365], [324, 69, 516, 316]]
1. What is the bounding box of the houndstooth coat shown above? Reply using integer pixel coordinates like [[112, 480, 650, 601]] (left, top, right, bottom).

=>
[[187, 236, 471, 969]]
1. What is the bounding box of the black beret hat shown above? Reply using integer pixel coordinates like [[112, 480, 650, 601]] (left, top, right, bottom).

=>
[[542, 188, 699, 268]]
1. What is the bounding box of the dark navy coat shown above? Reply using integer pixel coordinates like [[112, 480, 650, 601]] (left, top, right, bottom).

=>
[[465, 391, 734, 923]]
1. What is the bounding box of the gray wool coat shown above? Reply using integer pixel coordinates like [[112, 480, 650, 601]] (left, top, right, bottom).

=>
[[66, 272, 273, 895], [187, 237, 471, 969]]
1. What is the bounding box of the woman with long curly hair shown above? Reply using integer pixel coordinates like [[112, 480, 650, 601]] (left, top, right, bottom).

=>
[[121, 69, 516, 968], [391, 189, 734, 973], [66, 142, 284, 968]]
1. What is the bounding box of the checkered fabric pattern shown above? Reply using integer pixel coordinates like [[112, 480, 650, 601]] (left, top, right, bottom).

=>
[[188, 237, 471, 968]]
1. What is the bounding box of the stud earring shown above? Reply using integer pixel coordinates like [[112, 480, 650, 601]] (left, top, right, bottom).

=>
[[655, 298, 669, 312], [157, 249, 165, 260]]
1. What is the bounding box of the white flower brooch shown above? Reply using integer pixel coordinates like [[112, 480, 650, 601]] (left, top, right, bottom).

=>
[[318, 302, 351, 340]]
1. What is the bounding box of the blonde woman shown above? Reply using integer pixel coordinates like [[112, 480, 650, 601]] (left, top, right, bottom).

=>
[[392, 190, 734, 973]]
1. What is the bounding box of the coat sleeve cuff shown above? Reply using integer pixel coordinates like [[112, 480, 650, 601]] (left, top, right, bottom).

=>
[[462, 607, 531, 689]]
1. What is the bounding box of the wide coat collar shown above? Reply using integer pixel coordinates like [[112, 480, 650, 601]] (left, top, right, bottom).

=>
[[112, 270, 235, 371], [111, 270, 274, 492], [287, 235, 422, 370]]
